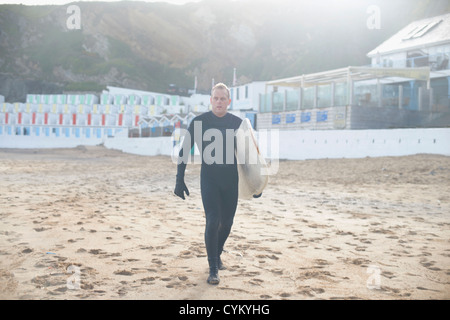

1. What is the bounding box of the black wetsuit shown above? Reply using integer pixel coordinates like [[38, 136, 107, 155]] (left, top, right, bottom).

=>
[[176, 111, 242, 270]]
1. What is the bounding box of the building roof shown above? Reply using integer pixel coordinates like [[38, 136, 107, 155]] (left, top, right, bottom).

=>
[[266, 66, 430, 88], [367, 13, 450, 57]]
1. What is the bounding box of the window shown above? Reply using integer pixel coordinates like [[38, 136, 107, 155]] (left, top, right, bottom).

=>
[[245, 86, 249, 99], [402, 19, 442, 41]]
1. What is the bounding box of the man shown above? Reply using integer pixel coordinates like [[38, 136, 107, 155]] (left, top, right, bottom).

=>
[[174, 83, 242, 285]]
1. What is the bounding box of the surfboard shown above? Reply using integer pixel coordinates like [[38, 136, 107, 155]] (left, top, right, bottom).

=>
[[235, 118, 269, 199]]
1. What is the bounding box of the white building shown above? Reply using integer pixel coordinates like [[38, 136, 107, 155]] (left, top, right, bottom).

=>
[[367, 12, 450, 113], [367, 13, 450, 71], [227, 81, 268, 129], [259, 12, 450, 131], [230, 81, 267, 112]]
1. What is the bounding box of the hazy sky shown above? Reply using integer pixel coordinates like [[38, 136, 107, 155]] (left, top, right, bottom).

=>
[[0, 0, 202, 5]]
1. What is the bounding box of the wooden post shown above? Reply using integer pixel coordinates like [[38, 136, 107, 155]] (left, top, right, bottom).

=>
[[331, 82, 335, 107], [418, 86, 423, 111], [398, 85, 403, 109], [347, 68, 354, 106], [298, 86, 302, 110], [313, 85, 318, 109], [429, 87, 434, 111], [377, 78, 382, 108]]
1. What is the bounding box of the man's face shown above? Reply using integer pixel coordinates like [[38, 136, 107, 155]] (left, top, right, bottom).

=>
[[210, 88, 231, 118]]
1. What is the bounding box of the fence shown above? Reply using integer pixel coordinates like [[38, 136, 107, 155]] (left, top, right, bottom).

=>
[[259, 81, 447, 113]]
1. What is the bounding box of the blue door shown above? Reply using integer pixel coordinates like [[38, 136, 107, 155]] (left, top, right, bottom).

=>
[[245, 112, 256, 129]]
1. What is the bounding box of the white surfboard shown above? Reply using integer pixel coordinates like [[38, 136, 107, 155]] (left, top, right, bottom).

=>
[[235, 118, 269, 199]]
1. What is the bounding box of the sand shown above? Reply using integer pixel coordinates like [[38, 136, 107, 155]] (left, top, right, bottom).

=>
[[0, 145, 449, 300]]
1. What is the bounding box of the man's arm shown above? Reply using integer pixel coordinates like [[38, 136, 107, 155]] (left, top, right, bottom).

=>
[[174, 121, 195, 200]]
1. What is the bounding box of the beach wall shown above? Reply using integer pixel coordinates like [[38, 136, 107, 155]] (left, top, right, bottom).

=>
[[104, 136, 174, 157], [1, 127, 449, 160], [0, 134, 104, 149], [91, 127, 450, 160], [257, 128, 450, 160]]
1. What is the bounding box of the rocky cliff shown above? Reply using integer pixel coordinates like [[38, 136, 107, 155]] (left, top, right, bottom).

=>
[[1, 0, 449, 102]]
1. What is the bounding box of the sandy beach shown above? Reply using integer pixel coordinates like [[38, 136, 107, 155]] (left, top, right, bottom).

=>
[[0, 145, 449, 300]]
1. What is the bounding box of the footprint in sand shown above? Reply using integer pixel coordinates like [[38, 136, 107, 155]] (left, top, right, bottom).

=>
[[420, 258, 441, 271], [247, 278, 264, 286], [297, 286, 325, 297], [114, 270, 134, 276]]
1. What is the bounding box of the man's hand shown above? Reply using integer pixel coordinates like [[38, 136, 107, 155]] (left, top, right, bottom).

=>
[[174, 179, 190, 200]]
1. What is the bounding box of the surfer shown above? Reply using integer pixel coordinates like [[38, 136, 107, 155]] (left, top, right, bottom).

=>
[[174, 83, 242, 285]]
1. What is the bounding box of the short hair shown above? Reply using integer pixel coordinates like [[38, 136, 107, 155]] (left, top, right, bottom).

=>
[[211, 83, 230, 99]]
